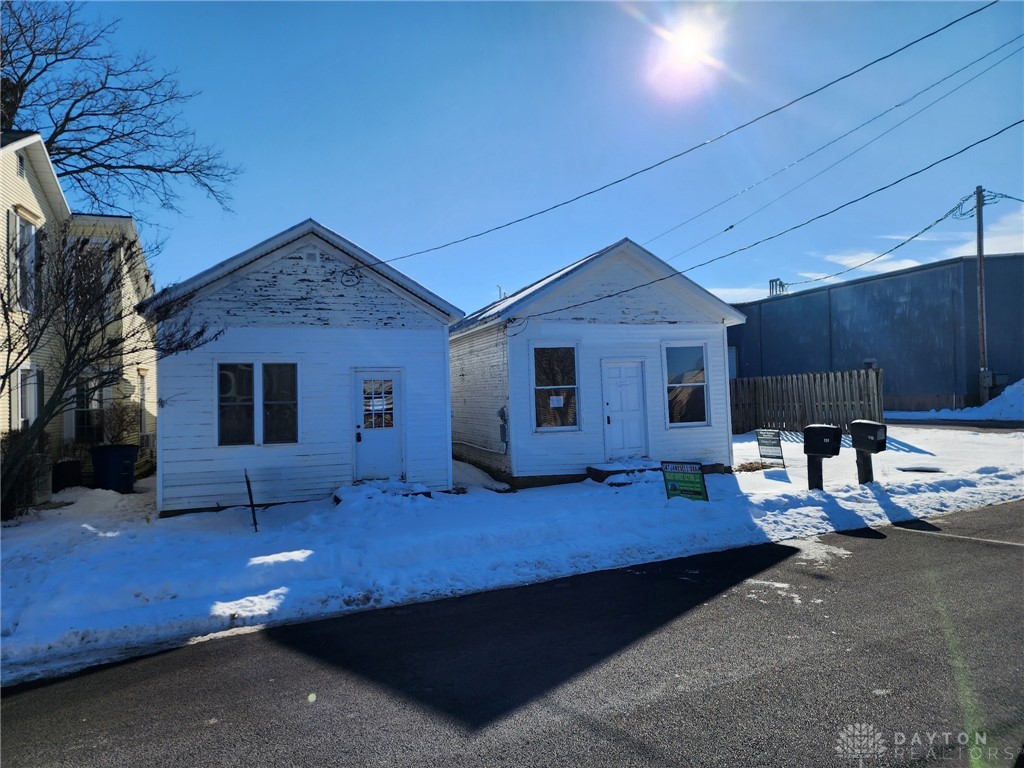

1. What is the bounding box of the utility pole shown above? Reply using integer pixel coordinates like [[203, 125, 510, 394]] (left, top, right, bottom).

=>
[[975, 185, 991, 405]]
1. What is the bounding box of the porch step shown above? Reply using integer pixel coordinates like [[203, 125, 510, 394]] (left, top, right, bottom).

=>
[[586, 460, 662, 484]]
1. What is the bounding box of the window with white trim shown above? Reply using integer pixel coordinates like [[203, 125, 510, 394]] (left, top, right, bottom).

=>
[[75, 378, 104, 443], [533, 346, 578, 429], [15, 215, 37, 312], [17, 366, 39, 430], [218, 362, 298, 446], [665, 345, 708, 425], [138, 374, 149, 446]]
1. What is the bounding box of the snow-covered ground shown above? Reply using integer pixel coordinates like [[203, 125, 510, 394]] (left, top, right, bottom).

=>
[[886, 378, 1024, 421], [2, 424, 1022, 687]]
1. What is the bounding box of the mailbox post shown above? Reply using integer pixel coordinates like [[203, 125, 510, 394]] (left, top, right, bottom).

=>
[[850, 419, 887, 484], [803, 424, 842, 491]]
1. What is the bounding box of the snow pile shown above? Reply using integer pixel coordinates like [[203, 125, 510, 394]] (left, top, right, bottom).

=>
[[886, 377, 1024, 421], [452, 460, 510, 492], [2, 426, 1021, 686]]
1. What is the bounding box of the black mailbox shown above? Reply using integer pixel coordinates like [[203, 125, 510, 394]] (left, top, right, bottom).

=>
[[850, 420, 887, 454], [803, 424, 842, 457]]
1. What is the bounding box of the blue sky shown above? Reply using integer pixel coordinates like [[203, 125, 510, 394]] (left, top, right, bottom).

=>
[[81, 1, 1022, 310]]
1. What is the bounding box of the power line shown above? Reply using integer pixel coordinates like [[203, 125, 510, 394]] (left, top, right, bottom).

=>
[[985, 190, 1024, 205], [793, 185, 1024, 287], [643, 35, 1023, 256], [381, 1, 998, 266], [509, 121, 1022, 324], [784, 193, 973, 287]]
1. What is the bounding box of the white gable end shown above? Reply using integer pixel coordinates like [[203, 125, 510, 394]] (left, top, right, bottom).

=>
[[522, 247, 725, 325], [190, 234, 439, 330]]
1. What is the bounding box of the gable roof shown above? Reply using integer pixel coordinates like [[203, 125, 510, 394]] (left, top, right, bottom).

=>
[[0, 131, 72, 221], [451, 237, 746, 335], [139, 219, 464, 321]]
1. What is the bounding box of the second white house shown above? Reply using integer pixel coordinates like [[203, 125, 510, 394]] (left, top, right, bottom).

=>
[[449, 238, 746, 485]]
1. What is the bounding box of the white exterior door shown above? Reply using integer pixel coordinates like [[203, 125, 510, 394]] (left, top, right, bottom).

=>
[[601, 360, 647, 460], [354, 370, 404, 480]]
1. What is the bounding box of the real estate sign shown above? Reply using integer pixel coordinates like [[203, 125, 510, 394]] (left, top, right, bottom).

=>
[[755, 429, 785, 468], [661, 461, 709, 502]]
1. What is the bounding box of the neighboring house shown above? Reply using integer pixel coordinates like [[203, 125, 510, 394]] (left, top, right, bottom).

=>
[[449, 238, 746, 486], [140, 219, 463, 514], [1, 131, 156, 468], [727, 253, 1024, 411]]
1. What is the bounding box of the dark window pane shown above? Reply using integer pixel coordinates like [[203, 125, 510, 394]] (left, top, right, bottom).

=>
[[264, 403, 298, 443], [667, 386, 707, 424], [534, 387, 578, 428], [218, 364, 254, 445], [666, 347, 705, 385], [262, 364, 297, 444], [534, 348, 576, 387], [263, 364, 297, 403]]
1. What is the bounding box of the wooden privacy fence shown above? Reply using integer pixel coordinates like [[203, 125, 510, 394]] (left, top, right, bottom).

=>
[[730, 369, 884, 434]]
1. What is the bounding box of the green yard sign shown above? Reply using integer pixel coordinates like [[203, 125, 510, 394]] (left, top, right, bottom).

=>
[[661, 461, 709, 502]]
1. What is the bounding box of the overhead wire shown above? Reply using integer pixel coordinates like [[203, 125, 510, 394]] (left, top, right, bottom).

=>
[[375, 1, 999, 267], [506, 120, 1022, 325], [783, 193, 974, 287], [643, 32, 1024, 250]]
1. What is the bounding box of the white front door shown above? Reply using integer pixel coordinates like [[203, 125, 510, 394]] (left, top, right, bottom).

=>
[[354, 370, 403, 480], [601, 360, 647, 460]]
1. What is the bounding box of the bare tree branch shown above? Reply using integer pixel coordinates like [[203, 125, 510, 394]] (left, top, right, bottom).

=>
[[2, 1, 241, 217], [1, 217, 220, 513]]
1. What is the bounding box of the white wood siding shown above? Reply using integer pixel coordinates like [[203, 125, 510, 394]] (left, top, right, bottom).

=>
[[506, 321, 733, 477], [157, 326, 451, 512], [525, 256, 714, 325], [189, 235, 438, 330], [449, 323, 512, 476]]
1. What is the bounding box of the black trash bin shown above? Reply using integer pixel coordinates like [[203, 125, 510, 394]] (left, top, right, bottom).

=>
[[90, 445, 139, 493]]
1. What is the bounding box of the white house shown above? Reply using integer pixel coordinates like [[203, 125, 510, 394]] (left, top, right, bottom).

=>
[[449, 238, 746, 485], [141, 220, 463, 513]]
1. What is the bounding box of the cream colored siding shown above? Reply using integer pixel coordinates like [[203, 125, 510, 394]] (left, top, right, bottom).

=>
[[1, 143, 62, 447], [449, 323, 512, 476]]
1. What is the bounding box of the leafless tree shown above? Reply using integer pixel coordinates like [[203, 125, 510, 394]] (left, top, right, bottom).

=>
[[1, 1, 240, 217], [1, 217, 218, 514]]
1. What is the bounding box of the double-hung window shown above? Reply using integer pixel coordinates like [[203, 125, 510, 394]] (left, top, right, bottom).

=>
[[74, 378, 104, 443], [665, 345, 708, 425], [218, 362, 298, 446], [533, 346, 578, 429], [17, 366, 41, 430], [15, 215, 37, 312]]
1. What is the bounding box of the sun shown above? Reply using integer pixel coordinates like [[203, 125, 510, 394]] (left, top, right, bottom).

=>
[[668, 23, 714, 68]]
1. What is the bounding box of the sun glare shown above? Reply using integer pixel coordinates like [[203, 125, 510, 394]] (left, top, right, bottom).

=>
[[669, 24, 714, 68], [623, 3, 729, 101]]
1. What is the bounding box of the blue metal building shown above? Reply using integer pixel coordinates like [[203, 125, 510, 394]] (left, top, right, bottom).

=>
[[727, 253, 1023, 411]]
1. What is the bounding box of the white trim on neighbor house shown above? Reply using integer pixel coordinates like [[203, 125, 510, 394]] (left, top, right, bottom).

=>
[[1, 133, 72, 221]]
